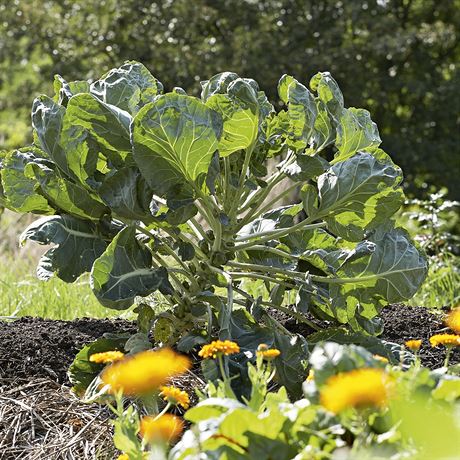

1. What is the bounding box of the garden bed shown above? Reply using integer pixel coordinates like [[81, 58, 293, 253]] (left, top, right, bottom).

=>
[[0, 304, 458, 459], [0, 304, 457, 388]]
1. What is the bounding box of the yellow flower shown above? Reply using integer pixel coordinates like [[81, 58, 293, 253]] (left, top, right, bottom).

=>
[[198, 340, 240, 359], [256, 344, 281, 361], [140, 414, 184, 444], [101, 348, 191, 396], [117, 455, 129, 460], [429, 334, 460, 348], [89, 350, 125, 364], [320, 368, 392, 414], [306, 369, 315, 382], [446, 308, 460, 334], [373, 354, 389, 364], [405, 339, 422, 351], [160, 385, 190, 409]]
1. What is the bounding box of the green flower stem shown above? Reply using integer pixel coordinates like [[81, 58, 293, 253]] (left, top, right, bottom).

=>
[[154, 402, 172, 420], [444, 346, 453, 367], [234, 220, 326, 249], [217, 354, 227, 380]]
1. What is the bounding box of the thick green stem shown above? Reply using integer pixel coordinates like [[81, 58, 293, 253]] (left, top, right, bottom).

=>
[[238, 173, 285, 216], [228, 142, 256, 220], [241, 182, 299, 227], [234, 220, 326, 249], [208, 266, 233, 339], [189, 217, 209, 242], [228, 271, 295, 289]]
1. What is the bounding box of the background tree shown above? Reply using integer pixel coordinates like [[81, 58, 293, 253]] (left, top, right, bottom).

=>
[[0, 0, 458, 198]]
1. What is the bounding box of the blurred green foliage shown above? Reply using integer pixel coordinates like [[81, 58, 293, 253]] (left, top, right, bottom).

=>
[[0, 0, 459, 198]]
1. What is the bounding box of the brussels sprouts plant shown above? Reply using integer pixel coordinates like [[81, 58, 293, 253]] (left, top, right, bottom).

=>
[[0, 62, 427, 395]]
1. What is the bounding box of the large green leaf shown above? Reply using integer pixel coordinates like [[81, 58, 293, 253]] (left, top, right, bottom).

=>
[[132, 93, 222, 196], [206, 79, 259, 157], [330, 226, 428, 324], [310, 99, 335, 152], [0, 149, 54, 214], [90, 61, 163, 114], [333, 107, 381, 164], [315, 151, 404, 241], [200, 72, 259, 102], [62, 93, 132, 182], [20, 215, 107, 282], [90, 226, 169, 309], [32, 95, 71, 177], [29, 162, 109, 220], [98, 167, 155, 222], [280, 227, 344, 274], [53, 74, 90, 106], [271, 327, 309, 399], [309, 72, 344, 121], [278, 75, 317, 152], [282, 153, 329, 182]]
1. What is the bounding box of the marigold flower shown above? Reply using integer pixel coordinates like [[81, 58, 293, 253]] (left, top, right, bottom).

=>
[[429, 334, 460, 348], [198, 340, 240, 359], [160, 385, 190, 409], [320, 368, 392, 414], [89, 350, 125, 364], [140, 414, 184, 444], [306, 369, 315, 382], [256, 344, 281, 361], [373, 354, 389, 364], [101, 348, 191, 396], [446, 308, 460, 334], [405, 339, 422, 351]]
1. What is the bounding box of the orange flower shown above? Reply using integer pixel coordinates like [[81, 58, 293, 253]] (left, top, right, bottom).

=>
[[446, 308, 460, 334], [89, 350, 125, 364], [429, 334, 460, 348], [320, 368, 392, 414], [405, 339, 422, 351], [198, 340, 240, 359], [101, 348, 191, 395], [256, 344, 281, 361], [140, 414, 184, 444], [160, 385, 190, 409]]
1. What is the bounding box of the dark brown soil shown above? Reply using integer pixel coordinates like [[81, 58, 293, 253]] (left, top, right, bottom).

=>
[[0, 305, 458, 387], [286, 304, 459, 369], [0, 317, 136, 385]]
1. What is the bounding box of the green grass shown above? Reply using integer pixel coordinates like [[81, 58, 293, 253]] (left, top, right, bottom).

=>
[[0, 210, 134, 319], [0, 253, 134, 320], [408, 251, 460, 309]]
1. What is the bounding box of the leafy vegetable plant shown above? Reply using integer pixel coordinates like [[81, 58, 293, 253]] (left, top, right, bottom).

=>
[[0, 62, 427, 393]]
